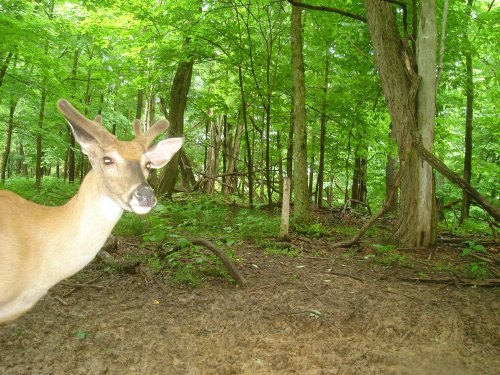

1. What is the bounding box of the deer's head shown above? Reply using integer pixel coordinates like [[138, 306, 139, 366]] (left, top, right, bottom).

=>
[[57, 99, 183, 214]]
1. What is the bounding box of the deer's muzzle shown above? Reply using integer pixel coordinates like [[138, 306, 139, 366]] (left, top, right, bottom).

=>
[[130, 185, 157, 214]]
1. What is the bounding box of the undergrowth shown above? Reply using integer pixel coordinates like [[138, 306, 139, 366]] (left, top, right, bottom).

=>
[[2, 178, 495, 284]]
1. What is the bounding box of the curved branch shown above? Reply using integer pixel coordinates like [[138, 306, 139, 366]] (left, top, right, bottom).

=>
[[287, 0, 367, 23], [166, 239, 247, 287]]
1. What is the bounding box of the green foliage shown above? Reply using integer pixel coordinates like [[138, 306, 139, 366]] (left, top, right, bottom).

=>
[[433, 261, 456, 274], [373, 244, 414, 268], [464, 261, 489, 279], [74, 330, 90, 340], [262, 241, 301, 257], [461, 240, 487, 257], [0, 177, 78, 205], [292, 222, 329, 238]]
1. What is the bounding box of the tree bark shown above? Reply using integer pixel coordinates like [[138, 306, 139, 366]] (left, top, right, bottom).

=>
[[364, 0, 437, 248], [135, 88, 144, 119], [67, 48, 80, 183], [385, 123, 398, 213], [238, 65, 254, 206], [290, 4, 309, 222], [415, 0, 438, 245], [280, 177, 291, 240], [0, 52, 13, 88], [317, 45, 329, 209], [223, 120, 244, 195], [412, 139, 499, 223], [460, 0, 474, 224], [157, 57, 194, 198], [36, 87, 47, 189], [1, 99, 18, 181]]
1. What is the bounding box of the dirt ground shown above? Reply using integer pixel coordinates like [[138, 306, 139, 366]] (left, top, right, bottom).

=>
[[1, 236, 498, 375]]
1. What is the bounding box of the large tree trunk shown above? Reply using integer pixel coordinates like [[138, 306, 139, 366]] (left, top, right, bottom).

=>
[[290, 4, 309, 223], [1, 99, 18, 181], [157, 57, 194, 198], [385, 123, 398, 213], [364, 0, 437, 248], [415, 0, 438, 245]]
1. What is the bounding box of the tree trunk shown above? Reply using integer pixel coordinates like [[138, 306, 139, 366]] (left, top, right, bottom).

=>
[[36, 87, 47, 190], [239, 65, 254, 206], [317, 45, 329, 209], [1, 99, 18, 182], [290, 4, 309, 223], [179, 149, 196, 191], [0, 52, 13, 88], [286, 109, 294, 186], [135, 88, 144, 119], [351, 154, 367, 208], [413, 139, 500, 223], [460, 0, 474, 224], [223, 120, 244, 195], [364, 0, 437, 248], [415, 0, 438, 246], [204, 113, 223, 194], [157, 57, 194, 198], [385, 123, 398, 213], [68, 48, 80, 183]]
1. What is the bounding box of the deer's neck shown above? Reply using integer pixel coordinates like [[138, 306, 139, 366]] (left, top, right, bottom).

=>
[[45, 171, 124, 282]]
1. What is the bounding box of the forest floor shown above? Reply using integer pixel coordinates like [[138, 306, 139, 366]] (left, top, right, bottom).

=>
[[1, 213, 499, 375]]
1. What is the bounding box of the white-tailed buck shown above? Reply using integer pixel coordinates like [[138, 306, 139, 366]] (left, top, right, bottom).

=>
[[0, 99, 183, 324]]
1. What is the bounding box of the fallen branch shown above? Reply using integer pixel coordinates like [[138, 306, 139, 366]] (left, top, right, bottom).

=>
[[412, 138, 500, 222], [325, 270, 364, 282], [166, 238, 247, 287], [331, 161, 406, 249], [397, 277, 500, 288], [61, 276, 101, 298]]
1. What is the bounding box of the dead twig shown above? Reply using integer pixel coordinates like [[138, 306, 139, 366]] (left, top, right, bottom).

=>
[[325, 270, 364, 282], [397, 277, 500, 288], [61, 276, 101, 298]]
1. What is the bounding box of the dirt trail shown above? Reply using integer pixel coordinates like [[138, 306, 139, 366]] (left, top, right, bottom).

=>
[[1, 242, 498, 375]]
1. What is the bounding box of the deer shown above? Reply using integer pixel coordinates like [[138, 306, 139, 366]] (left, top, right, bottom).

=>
[[0, 99, 183, 324]]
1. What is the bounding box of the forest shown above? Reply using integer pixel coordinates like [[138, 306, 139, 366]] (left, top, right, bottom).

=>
[[0, 0, 499, 374]]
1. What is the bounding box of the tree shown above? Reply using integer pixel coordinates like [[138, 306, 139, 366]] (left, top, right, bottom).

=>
[[460, 0, 474, 223], [364, 0, 438, 248], [290, 4, 309, 223]]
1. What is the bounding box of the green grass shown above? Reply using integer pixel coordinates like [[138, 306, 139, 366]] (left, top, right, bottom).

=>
[[1, 177, 78, 205]]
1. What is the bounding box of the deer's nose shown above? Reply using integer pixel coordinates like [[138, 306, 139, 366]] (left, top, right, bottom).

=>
[[133, 185, 156, 208]]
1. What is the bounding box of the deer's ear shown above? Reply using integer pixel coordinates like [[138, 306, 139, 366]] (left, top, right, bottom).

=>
[[146, 138, 183, 168], [67, 122, 99, 156]]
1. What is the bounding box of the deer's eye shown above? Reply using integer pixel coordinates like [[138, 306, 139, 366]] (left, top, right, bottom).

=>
[[103, 156, 114, 166], [145, 162, 152, 170]]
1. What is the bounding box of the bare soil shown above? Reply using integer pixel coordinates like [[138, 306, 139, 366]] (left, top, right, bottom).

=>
[[1, 236, 498, 375]]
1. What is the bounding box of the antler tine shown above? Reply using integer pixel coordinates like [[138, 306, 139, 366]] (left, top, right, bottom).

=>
[[135, 119, 170, 147], [57, 99, 115, 145], [133, 119, 143, 138]]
